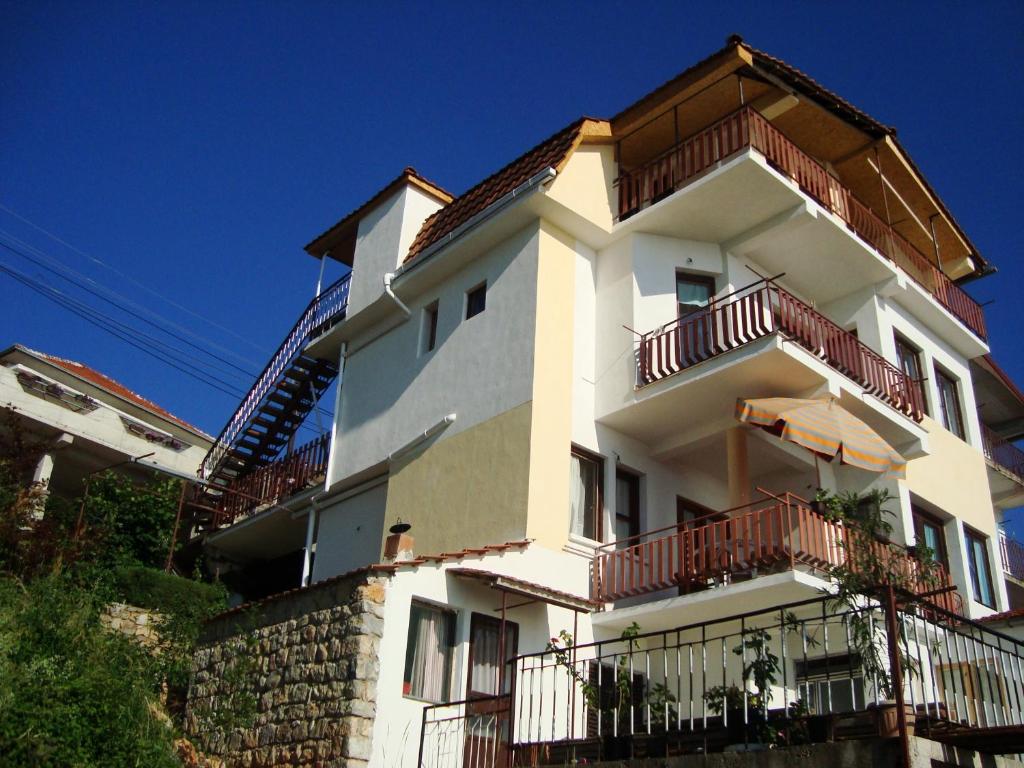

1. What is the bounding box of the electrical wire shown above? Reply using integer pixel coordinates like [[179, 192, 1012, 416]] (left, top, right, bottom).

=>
[[0, 202, 270, 355], [0, 231, 261, 378]]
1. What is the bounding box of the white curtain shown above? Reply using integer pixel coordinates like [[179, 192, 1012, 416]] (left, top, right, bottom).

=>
[[470, 623, 500, 695], [409, 606, 449, 701], [569, 454, 586, 536]]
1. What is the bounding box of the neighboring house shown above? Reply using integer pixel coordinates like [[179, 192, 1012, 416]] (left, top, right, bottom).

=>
[[186, 37, 1024, 766], [0, 343, 211, 510]]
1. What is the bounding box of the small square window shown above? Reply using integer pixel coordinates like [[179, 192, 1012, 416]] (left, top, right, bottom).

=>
[[422, 301, 439, 353], [465, 283, 486, 319]]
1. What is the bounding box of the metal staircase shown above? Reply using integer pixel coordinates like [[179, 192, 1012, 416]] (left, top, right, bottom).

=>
[[190, 273, 351, 533]]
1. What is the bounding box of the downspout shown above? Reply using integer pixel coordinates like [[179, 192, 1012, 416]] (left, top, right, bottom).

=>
[[387, 414, 457, 463], [382, 271, 411, 317], [301, 489, 327, 587], [303, 338, 348, 588]]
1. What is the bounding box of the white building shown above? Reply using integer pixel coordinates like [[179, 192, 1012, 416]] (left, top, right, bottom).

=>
[[0, 343, 211, 503], [188, 37, 1024, 766]]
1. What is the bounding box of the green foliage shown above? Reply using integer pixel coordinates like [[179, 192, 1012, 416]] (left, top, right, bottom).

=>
[[0, 574, 180, 768], [703, 683, 744, 715]]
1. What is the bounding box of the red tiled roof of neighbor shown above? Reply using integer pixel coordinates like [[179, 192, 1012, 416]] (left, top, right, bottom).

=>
[[16, 345, 207, 437], [403, 117, 609, 264]]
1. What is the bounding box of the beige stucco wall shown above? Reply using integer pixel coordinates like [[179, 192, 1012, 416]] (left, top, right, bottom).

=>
[[545, 144, 617, 232], [525, 222, 577, 549], [381, 402, 533, 556], [905, 417, 996, 536]]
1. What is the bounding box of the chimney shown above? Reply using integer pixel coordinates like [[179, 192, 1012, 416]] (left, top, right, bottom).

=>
[[383, 521, 414, 562]]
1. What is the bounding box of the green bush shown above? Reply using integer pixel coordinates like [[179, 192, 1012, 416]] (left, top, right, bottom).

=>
[[0, 574, 181, 768]]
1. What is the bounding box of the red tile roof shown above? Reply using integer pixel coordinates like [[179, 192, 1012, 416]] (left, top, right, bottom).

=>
[[403, 118, 608, 263], [977, 607, 1024, 624], [11, 344, 208, 437], [206, 539, 534, 621], [447, 567, 598, 611]]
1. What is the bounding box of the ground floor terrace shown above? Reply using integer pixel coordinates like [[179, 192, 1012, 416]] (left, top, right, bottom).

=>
[[419, 591, 1024, 767]]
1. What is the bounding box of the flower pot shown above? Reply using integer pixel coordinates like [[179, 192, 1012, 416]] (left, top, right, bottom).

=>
[[870, 701, 915, 739]]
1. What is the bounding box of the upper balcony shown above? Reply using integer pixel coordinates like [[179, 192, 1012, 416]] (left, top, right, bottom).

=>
[[982, 423, 1024, 507], [637, 276, 924, 421], [616, 107, 986, 342]]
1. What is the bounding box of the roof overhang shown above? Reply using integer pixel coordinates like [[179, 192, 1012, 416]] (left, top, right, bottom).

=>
[[447, 567, 597, 612]]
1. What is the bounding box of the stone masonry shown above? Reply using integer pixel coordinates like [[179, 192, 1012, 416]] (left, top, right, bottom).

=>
[[186, 570, 390, 768], [101, 602, 163, 650]]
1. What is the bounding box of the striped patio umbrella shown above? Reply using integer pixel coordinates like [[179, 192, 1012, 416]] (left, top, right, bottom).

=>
[[736, 397, 907, 478]]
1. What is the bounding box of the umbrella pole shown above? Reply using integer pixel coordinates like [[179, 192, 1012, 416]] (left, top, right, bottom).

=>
[[814, 454, 822, 489]]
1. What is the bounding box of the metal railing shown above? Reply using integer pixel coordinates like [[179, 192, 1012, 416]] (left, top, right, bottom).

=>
[[618, 106, 986, 341], [982, 424, 1024, 484], [1000, 530, 1024, 582], [507, 592, 1024, 764], [200, 273, 350, 479], [209, 433, 329, 529], [420, 696, 511, 768], [592, 491, 960, 615], [637, 278, 926, 421]]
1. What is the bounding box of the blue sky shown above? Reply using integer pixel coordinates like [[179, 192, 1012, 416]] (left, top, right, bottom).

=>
[[2, 2, 1022, 518]]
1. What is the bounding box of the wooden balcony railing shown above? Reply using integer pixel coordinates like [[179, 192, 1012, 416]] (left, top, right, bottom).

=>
[[592, 492, 961, 615], [637, 278, 926, 421], [982, 423, 1024, 484], [211, 433, 330, 528], [617, 106, 987, 340], [1000, 530, 1024, 582]]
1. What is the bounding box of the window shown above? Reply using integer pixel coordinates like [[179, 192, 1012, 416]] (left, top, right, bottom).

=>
[[569, 447, 603, 541], [466, 282, 486, 319], [614, 469, 640, 544], [422, 301, 439, 353], [935, 366, 966, 440], [912, 506, 949, 569], [894, 334, 927, 416], [403, 602, 455, 702], [467, 614, 519, 697], [676, 273, 715, 317], [965, 529, 996, 609], [796, 653, 864, 715]]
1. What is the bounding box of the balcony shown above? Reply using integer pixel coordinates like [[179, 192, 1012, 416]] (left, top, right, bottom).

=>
[[202, 433, 329, 531], [592, 492, 960, 617], [982, 424, 1024, 485], [419, 591, 1024, 766], [1000, 530, 1024, 584], [618, 107, 986, 341], [637, 278, 925, 422]]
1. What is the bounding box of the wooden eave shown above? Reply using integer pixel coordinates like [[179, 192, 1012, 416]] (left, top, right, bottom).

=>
[[303, 170, 453, 264]]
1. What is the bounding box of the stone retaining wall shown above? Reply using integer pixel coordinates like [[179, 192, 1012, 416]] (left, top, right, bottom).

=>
[[101, 602, 162, 649], [186, 571, 389, 768]]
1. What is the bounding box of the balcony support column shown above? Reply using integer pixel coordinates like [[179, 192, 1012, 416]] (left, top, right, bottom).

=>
[[727, 427, 751, 508]]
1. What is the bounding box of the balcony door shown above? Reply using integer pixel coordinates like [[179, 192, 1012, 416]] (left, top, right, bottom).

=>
[[676, 273, 717, 365], [464, 613, 519, 766]]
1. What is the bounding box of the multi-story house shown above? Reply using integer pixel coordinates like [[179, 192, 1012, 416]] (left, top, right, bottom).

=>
[[0, 343, 211, 510], [186, 37, 1024, 766]]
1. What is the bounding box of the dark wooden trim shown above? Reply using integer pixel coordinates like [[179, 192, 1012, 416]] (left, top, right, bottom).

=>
[[466, 612, 519, 699], [675, 271, 717, 318], [964, 527, 997, 609], [571, 445, 605, 542], [615, 468, 641, 540], [911, 504, 950, 570]]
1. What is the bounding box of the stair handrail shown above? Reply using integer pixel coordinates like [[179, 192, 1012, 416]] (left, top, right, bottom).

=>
[[200, 273, 351, 479]]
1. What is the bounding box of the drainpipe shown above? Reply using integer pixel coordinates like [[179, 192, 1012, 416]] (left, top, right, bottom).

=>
[[383, 271, 411, 317], [301, 489, 328, 587], [387, 414, 457, 463]]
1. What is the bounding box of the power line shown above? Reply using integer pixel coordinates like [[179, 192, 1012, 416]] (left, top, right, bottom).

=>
[[0, 202, 272, 355], [0, 260, 247, 401], [0, 231, 261, 378], [0, 259, 332, 441]]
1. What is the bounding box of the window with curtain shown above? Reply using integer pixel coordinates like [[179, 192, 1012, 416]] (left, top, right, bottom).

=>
[[569, 448, 603, 541], [467, 614, 519, 697], [965, 529, 996, 609], [912, 506, 949, 569], [935, 366, 966, 440], [403, 602, 455, 702], [894, 334, 928, 416], [615, 469, 640, 545], [676, 273, 715, 317]]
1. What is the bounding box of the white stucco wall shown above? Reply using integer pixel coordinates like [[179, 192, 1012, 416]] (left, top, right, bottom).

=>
[[310, 479, 388, 582], [345, 184, 447, 318], [330, 224, 541, 486]]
